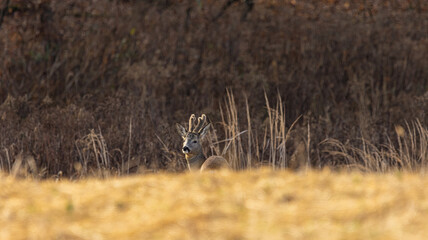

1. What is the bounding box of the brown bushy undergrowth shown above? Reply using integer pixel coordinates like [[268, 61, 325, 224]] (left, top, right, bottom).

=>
[[0, 0, 427, 178]]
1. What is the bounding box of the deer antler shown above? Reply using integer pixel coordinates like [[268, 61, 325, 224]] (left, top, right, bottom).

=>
[[193, 114, 207, 133], [188, 114, 196, 132]]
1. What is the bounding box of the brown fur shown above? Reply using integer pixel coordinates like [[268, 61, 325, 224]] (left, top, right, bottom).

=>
[[185, 154, 229, 172], [200, 156, 230, 172]]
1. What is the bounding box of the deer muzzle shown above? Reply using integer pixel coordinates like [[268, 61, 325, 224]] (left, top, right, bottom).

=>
[[182, 146, 190, 153]]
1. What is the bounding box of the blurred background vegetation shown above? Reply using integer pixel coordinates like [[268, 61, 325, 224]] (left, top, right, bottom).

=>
[[0, 0, 427, 178]]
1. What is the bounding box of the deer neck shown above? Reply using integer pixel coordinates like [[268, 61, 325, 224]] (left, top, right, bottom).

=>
[[185, 152, 206, 171]]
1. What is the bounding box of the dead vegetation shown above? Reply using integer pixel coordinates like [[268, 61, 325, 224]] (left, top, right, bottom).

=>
[[1, 169, 428, 239], [0, 0, 427, 177]]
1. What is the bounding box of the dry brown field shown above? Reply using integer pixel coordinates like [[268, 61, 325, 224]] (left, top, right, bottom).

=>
[[1, 169, 428, 240]]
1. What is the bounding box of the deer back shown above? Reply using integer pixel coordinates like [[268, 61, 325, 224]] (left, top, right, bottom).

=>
[[200, 156, 229, 172]]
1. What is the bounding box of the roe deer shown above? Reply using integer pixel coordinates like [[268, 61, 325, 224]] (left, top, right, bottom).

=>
[[176, 114, 229, 172]]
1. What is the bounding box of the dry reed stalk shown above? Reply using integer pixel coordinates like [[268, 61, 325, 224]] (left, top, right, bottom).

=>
[[75, 129, 111, 178], [323, 120, 428, 172]]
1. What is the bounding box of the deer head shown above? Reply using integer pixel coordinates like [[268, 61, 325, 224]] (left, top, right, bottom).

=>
[[176, 114, 211, 158]]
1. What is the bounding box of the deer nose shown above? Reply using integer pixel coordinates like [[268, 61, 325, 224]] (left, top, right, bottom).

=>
[[182, 146, 190, 153]]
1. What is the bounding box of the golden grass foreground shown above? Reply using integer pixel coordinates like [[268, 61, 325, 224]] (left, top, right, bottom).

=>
[[1, 169, 428, 240]]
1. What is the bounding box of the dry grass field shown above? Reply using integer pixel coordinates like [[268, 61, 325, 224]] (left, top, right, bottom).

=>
[[1, 169, 428, 240]]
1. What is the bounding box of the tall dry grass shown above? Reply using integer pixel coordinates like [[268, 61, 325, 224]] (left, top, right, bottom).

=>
[[322, 120, 428, 172], [0, 87, 426, 177], [204, 91, 427, 173]]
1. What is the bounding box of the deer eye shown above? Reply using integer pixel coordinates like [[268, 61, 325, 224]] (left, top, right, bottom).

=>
[[193, 140, 197, 143]]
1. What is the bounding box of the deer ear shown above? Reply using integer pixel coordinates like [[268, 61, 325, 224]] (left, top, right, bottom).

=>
[[199, 123, 211, 139], [176, 123, 187, 139]]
